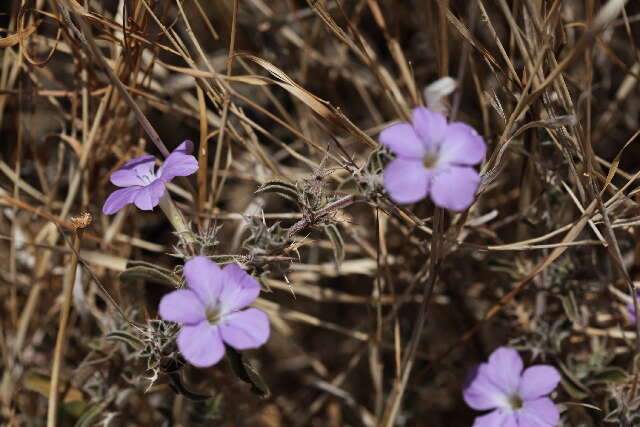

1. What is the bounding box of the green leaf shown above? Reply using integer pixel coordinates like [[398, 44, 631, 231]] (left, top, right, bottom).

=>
[[62, 400, 87, 419], [105, 330, 144, 352], [167, 371, 213, 401], [255, 180, 299, 203], [557, 360, 589, 399], [587, 367, 629, 385], [603, 407, 623, 423], [323, 224, 344, 267], [560, 291, 582, 325], [226, 346, 270, 398], [559, 376, 589, 400], [120, 261, 180, 287], [74, 402, 109, 427]]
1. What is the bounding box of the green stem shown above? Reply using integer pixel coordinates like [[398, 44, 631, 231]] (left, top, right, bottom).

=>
[[159, 192, 195, 247]]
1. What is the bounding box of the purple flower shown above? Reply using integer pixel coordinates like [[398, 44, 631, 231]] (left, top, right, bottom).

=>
[[380, 107, 485, 211], [103, 141, 198, 215], [626, 290, 640, 323], [463, 347, 561, 427], [159, 256, 270, 368]]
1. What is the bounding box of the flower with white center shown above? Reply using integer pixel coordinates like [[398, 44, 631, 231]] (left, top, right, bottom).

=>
[[102, 140, 198, 215], [463, 347, 561, 427], [380, 107, 486, 211], [159, 256, 270, 368]]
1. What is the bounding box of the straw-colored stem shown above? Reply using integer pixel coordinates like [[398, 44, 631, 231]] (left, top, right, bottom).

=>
[[47, 228, 83, 427]]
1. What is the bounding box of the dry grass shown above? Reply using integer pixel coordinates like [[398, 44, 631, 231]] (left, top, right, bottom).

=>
[[2, 0, 640, 425]]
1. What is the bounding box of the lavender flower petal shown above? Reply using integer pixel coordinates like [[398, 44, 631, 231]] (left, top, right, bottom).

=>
[[379, 123, 425, 158], [184, 256, 224, 306], [104, 142, 198, 215], [175, 140, 195, 155], [411, 106, 447, 149], [160, 256, 270, 368], [430, 166, 480, 211], [516, 397, 560, 427], [177, 322, 225, 367], [465, 347, 560, 426], [383, 158, 431, 204], [102, 186, 140, 215], [378, 107, 486, 210], [518, 365, 561, 400], [158, 140, 199, 182], [463, 363, 509, 411], [132, 179, 166, 211], [220, 308, 270, 350], [472, 410, 517, 427], [438, 122, 486, 166], [484, 347, 524, 395], [629, 290, 640, 323], [628, 300, 638, 323], [219, 264, 261, 313], [110, 154, 156, 187], [159, 289, 206, 325]]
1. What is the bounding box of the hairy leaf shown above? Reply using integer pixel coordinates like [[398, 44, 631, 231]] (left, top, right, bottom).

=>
[[255, 180, 300, 203], [120, 261, 180, 287], [226, 346, 270, 398]]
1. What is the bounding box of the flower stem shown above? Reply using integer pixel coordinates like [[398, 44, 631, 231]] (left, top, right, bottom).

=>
[[47, 215, 90, 427], [381, 207, 444, 426], [159, 192, 195, 247]]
